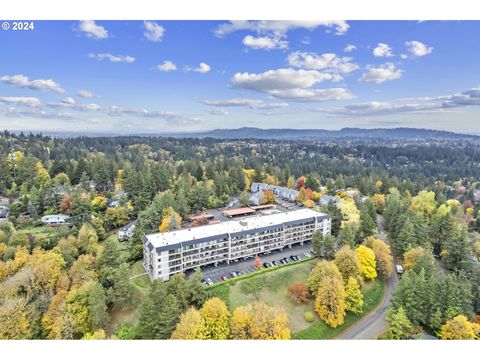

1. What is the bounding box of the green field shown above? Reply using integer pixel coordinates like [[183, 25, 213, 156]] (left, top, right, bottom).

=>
[[209, 260, 386, 338]]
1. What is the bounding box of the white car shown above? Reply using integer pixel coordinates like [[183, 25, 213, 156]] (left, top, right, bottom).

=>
[[395, 265, 404, 274]]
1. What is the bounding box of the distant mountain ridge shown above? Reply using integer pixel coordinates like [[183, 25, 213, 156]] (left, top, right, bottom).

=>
[[168, 127, 478, 140]]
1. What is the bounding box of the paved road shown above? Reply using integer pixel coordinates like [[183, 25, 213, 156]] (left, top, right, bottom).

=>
[[338, 214, 399, 340]]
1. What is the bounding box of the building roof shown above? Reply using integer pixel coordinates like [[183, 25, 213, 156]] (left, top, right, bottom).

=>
[[145, 208, 329, 249], [249, 204, 276, 210], [223, 207, 256, 217], [0, 206, 9, 218], [41, 214, 70, 221], [120, 221, 137, 232], [189, 213, 214, 221]]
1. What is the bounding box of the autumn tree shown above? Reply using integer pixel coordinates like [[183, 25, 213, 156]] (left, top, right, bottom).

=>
[[171, 307, 203, 340], [345, 277, 364, 314], [439, 315, 480, 340], [159, 207, 182, 233], [230, 302, 291, 340], [338, 223, 357, 249], [334, 245, 362, 285], [198, 297, 230, 340], [260, 189, 276, 205], [356, 245, 377, 280], [0, 296, 32, 339], [403, 247, 427, 271], [75, 223, 99, 256], [370, 238, 393, 280], [287, 283, 309, 303], [314, 276, 346, 328], [307, 260, 342, 294]]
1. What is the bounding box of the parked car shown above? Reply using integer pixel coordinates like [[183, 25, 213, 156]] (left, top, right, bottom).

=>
[[230, 271, 238, 278], [263, 262, 272, 268], [220, 275, 228, 281], [290, 255, 299, 261], [304, 252, 311, 257], [395, 265, 404, 274], [235, 271, 243, 276], [282, 257, 289, 264], [271, 260, 278, 266], [206, 278, 214, 286]]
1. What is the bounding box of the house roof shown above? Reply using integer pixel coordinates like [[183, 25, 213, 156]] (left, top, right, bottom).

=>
[[223, 207, 256, 217]]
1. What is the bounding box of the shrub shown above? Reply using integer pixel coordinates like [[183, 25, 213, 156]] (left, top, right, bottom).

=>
[[304, 312, 315, 322], [287, 283, 309, 303]]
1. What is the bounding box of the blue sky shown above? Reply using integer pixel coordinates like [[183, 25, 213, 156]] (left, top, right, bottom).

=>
[[0, 20, 480, 134]]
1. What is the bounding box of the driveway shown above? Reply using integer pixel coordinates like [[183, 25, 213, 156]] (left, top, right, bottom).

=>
[[337, 214, 399, 339]]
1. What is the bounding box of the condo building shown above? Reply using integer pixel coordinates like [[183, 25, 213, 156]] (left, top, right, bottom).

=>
[[143, 208, 331, 281]]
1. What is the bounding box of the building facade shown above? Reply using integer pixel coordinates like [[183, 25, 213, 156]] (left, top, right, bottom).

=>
[[250, 182, 299, 202], [143, 208, 331, 281]]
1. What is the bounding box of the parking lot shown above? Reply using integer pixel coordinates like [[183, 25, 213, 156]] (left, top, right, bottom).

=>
[[188, 241, 313, 284]]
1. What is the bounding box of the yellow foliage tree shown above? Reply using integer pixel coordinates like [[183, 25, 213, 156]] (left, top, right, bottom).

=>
[[345, 277, 364, 314], [0, 296, 32, 339], [91, 195, 107, 212], [286, 176, 296, 189], [260, 189, 276, 205], [35, 162, 51, 186], [307, 260, 342, 294], [198, 297, 230, 340], [375, 180, 383, 190], [264, 174, 277, 185], [29, 248, 66, 292], [355, 245, 377, 279], [230, 302, 291, 339], [303, 199, 315, 208], [403, 247, 427, 271], [410, 190, 437, 217], [171, 307, 203, 339], [243, 169, 256, 190], [314, 276, 346, 328], [159, 207, 182, 233], [334, 245, 362, 285], [439, 315, 480, 340], [82, 329, 106, 339], [338, 198, 360, 227], [42, 289, 68, 339]]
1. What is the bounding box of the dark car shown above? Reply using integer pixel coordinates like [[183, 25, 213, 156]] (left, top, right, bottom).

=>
[[282, 257, 290, 264], [263, 262, 271, 268], [235, 271, 243, 276], [271, 260, 278, 266], [290, 255, 299, 261]]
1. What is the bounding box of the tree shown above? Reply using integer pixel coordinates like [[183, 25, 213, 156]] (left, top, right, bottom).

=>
[[0, 296, 32, 339], [239, 191, 251, 206], [312, 231, 335, 259], [355, 245, 377, 279], [159, 206, 182, 233], [307, 260, 342, 293], [186, 268, 208, 308], [82, 329, 106, 340], [287, 283, 309, 303], [357, 203, 376, 240], [386, 307, 415, 339], [29, 248, 67, 292], [198, 297, 230, 340], [338, 199, 360, 227], [439, 315, 480, 340], [314, 276, 346, 328], [334, 245, 362, 285], [338, 223, 356, 248], [260, 189, 276, 205], [75, 223, 98, 256], [171, 307, 203, 340], [370, 238, 393, 280], [305, 174, 320, 192], [109, 263, 134, 309], [255, 255, 262, 269], [345, 277, 364, 314], [410, 190, 436, 218], [137, 281, 182, 339], [230, 302, 291, 340], [403, 247, 427, 271], [442, 229, 471, 273]]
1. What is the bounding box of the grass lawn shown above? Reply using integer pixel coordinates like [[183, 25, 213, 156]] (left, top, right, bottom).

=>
[[209, 260, 386, 338], [293, 278, 385, 339], [17, 224, 54, 243]]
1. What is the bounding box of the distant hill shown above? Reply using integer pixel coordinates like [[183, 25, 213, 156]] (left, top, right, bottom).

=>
[[167, 127, 479, 140]]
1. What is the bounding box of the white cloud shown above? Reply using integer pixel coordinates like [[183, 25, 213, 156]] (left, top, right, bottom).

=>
[[0, 74, 65, 93], [154, 61, 177, 72], [88, 53, 135, 63], [49, 98, 101, 112], [0, 96, 41, 107], [62, 97, 76, 105], [242, 35, 288, 50], [359, 63, 403, 84], [203, 98, 288, 110], [214, 20, 350, 37], [344, 44, 357, 53], [143, 21, 165, 42], [373, 43, 394, 57], [287, 51, 359, 74], [2, 107, 74, 120], [107, 106, 202, 125], [208, 109, 229, 116], [232, 68, 353, 102], [77, 89, 96, 98], [186, 62, 211, 73], [405, 40, 433, 57], [313, 85, 480, 117], [76, 20, 108, 39], [400, 54, 408, 60]]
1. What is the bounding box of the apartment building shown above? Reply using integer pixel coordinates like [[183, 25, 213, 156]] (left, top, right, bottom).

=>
[[143, 208, 331, 281]]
